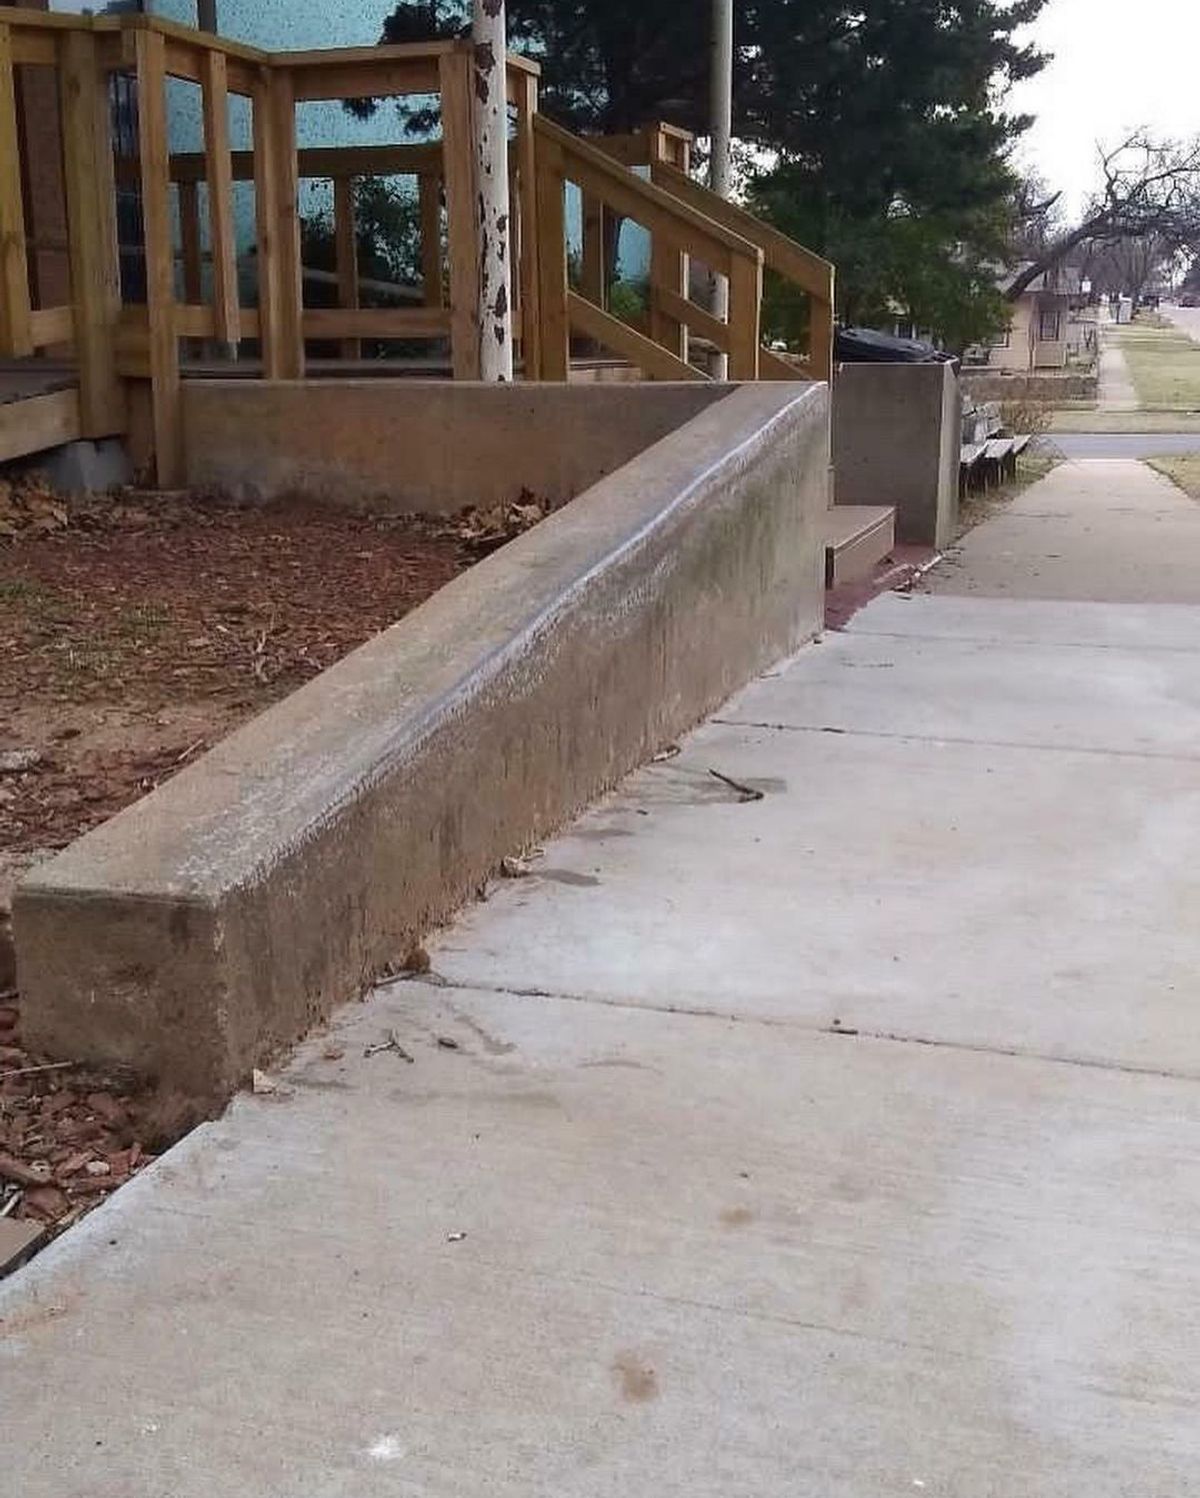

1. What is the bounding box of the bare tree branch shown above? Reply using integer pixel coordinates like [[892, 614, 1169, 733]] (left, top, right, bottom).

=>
[[1005, 132, 1200, 300]]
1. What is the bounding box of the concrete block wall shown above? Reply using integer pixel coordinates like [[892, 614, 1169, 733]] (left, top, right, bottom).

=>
[[832, 362, 962, 549]]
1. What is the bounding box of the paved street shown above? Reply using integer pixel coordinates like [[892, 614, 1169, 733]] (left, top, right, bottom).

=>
[[1161, 301, 1200, 343], [5, 459, 1200, 1495], [1045, 431, 1200, 459]]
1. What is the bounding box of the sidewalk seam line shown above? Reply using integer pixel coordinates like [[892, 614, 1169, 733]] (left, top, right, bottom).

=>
[[710, 718, 1200, 764], [407, 976, 1200, 1085]]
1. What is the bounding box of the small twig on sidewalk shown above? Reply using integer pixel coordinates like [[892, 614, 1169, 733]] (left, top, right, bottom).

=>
[[363, 1029, 414, 1063], [708, 768, 765, 803], [0, 1060, 77, 1082]]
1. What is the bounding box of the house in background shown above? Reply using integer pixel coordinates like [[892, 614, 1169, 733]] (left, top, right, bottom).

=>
[[966, 264, 1088, 371]]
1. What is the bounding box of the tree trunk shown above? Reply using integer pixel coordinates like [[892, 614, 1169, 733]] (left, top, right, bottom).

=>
[[472, 0, 513, 380]]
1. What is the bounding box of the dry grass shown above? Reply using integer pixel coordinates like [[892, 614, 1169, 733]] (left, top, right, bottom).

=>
[[1147, 455, 1200, 501], [1115, 324, 1200, 410], [1050, 408, 1200, 433], [956, 453, 1058, 540]]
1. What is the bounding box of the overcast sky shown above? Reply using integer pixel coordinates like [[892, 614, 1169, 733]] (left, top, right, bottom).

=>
[[1008, 0, 1200, 217]]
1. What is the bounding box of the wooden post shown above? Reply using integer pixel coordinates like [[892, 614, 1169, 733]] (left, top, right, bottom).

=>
[[471, 0, 513, 380], [810, 271, 834, 382], [418, 171, 442, 308], [0, 22, 32, 358], [134, 27, 181, 484], [533, 133, 567, 380], [439, 45, 480, 379], [333, 175, 359, 359], [647, 127, 687, 362], [60, 27, 123, 436], [726, 249, 762, 381], [201, 47, 240, 355], [252, 66, 301, 379], [514, 70, 539, 379]]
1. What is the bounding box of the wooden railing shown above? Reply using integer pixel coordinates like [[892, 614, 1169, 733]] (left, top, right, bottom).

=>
[[648, 159, 835, 383], [0, 10, 836, 483], [0, 8, 540, 482], [532, 115, 764, 382]]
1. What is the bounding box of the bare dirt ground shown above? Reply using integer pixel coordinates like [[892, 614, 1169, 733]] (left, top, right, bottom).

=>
[[0, 477, 544, 1243]]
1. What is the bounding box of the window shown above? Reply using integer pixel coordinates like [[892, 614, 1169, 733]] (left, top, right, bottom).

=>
[[1039, 308, 1062, 342], [988, 328, 1011, 349]]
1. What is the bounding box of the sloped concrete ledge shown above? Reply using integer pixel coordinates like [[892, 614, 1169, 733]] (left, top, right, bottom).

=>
[[14, 382, 828, 1112]]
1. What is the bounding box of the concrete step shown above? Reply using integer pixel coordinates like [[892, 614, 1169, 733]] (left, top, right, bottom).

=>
[[823, 504, 896, 587]]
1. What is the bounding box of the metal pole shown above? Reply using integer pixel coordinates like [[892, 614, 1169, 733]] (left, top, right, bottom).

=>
[[472, 0, 514, 381], [709, 0, 733, 377]]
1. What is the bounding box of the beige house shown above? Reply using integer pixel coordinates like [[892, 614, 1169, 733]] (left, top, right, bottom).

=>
[[968, 264, 1081, 371]]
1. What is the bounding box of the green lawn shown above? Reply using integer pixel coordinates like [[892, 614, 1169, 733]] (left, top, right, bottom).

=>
[[1115, 324, 1200, 410]]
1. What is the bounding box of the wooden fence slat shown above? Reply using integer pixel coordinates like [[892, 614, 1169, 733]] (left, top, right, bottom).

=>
[[438, 46, 480, 379], [533, 139, 568, 381], [250, 68, 282, 377], [332, 175, 359, 359], [0, 22, 33, 358], [566, 291, 707, 382], [514, 71, 540, 380], [418, 172, 443, 309], [301, 307, 451, 339], [134, 25, 182, 483], [178, 179, 203, 303], [202, 47, 241, 350]]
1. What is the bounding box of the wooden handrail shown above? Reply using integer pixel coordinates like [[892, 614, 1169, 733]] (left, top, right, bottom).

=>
[[650, 161, 833, 302], [534, 115, 762, 278], [535, 115, 765, 382], [649, 159, 833, 381]]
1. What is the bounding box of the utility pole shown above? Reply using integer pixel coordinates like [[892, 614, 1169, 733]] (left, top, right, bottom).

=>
[[472, 0, 514, 380], [709, 0, 733, 377]]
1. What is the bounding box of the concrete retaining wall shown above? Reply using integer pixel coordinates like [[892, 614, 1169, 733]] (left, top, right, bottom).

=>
[[17, 382, 829, 1114], [961, 370, 1098, 404], [182, 380, 729, 512], [832, 362, 961, 549]]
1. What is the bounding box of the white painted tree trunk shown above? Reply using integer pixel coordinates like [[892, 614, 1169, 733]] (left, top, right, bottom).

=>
[[472, 0, 514, 381]]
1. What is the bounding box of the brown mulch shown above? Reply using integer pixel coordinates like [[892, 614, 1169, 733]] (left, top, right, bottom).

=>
[[1, 478, 549, 857], [0, 992, 160, 1240], [0, 475, 552, 1242]]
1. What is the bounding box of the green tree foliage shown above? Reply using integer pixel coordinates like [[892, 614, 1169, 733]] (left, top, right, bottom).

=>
[[370, 0, 1049, 348]]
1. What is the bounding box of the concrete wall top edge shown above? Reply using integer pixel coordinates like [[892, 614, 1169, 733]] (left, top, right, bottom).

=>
[[27, 383, 825, 907]]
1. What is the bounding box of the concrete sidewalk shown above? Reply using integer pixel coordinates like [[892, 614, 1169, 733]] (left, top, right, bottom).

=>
[[6, 461, 1200, 1495], [1098, 324, 1139, 410]]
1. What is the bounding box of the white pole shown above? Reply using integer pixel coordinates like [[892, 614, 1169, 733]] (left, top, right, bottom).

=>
[[709, 0, 733, 377], [472, 0, 514, 381]]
